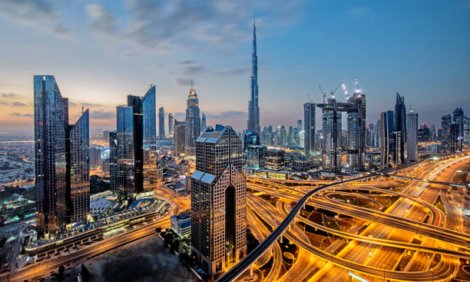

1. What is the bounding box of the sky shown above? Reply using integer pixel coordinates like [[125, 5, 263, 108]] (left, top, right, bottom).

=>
[[0, 0, 469, 134]]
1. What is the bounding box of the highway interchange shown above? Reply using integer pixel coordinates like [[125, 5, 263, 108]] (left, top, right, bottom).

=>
[[1, 154, 469, 281]]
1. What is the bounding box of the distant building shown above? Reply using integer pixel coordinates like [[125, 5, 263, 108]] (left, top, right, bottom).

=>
[[245, 145, 266, 170], [380, 111, 394, 167], [265, 149, 285, 170], [247, 21, 260, 134], [185, 85, 201, 157], [168, 113, 174, 138], [406, 108, 418, 162], [303, 103, 315, 157], [142, 85, 157, 144], [191, 125, 247, 276], [418, 124, 432, 142], [394, 93, 407, 164], [89, 147, 101, 167], [201, 113, 207, 132], [159, 107, 165, 139], [243, 130, 260, 151], [34, 75, 90, 239], [174, 120, 186, 157], [440, 114, 452, 151]]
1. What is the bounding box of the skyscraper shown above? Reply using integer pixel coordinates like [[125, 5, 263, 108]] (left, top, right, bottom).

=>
[[168, 113, 174, 138], [68, 109, 90, 223], [394, 93, 407, 165], [34, 75, 90, 239], [406, 108, 418, 162], [318, 97, 342, 172], [191, 125, 247, 276], [346, 90, 366, 170], [111, 86, 157, 196], [142, 85, 157, 145], [380, 111, 394, 167], [247, 21, 260, 134], [185, 85, 201, 157], [109, 131, 118, 192], [116, 106, 136, 195], [174, 120, 186, 157], [303, 103, 315, 157], [201, 113, 207, 132], [453, 107, 465, 147], [159, 107, 165, 139]]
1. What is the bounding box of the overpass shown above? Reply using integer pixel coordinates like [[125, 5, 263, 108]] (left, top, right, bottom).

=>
[[216, 174, 372, 282]]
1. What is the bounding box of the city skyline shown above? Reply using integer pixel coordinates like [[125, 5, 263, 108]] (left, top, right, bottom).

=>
[[1, 0, 470, 133]]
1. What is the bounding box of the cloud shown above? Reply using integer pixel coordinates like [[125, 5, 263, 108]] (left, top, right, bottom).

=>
[[82, 102, 103, 107], [213, 67, 247, 76], [180, 60, 194, 65], [206, 110, 246, 120], [184, 65, 204, 75], [9, 113, 33, 118], [0, 0, 70, 36], [86, 4, 117, 36], [123, 0, 306, 50], [90, 109, 114, 120], [177, 78, 193, 86], [0, 92, 21, 98]]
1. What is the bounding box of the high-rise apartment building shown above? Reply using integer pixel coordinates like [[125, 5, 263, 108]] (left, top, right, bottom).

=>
[[185, 86, 201, 157], [303, 103, 315, 157], [159, 107, 165, 139], [406, 108, 418, 162], [191, 125, 247, 276], [34, 75, 90, 239]]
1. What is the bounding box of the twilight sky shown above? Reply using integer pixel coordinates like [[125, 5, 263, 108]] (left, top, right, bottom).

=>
[[0, 0, 469, 134]]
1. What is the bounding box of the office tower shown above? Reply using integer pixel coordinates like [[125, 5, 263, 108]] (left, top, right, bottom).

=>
[[295, 120, 302, 146], [380, 111, 394, 167], [201, 113, 207, 132], [280, 126, 287, 146], [318, 97, 342, 172], [247, 21, 260, 134], [453, 107, 465, 146], [159, 107, 165, 139], [265, 149, 285, 170], [287, 126, 294, 146], [464, 117, 470, 145], [34, 75, 90, 239], [68, 110, 90, 223], [174, 120, 186, 157], [347, 90, 366, 170], [111, 86, 157, 196], [440, 114, 452, 151], [127, 95, 144, 194], [142, 85, 157, 145], [246, 145, 266, 170], [303, 103, 315, 157], [243, 130, 260, 151], [109, 131, 118, 191], [406, 108, 418, 162], [450, 123, 460, 152], [191, 125, 247, 276], [116, 106, 136, 195], [394, 93, 407, 165], [102, 130, 110, 141], [185, 85, 201, 157], [168, 113, 174, 138], [418, 124, 432, 142]]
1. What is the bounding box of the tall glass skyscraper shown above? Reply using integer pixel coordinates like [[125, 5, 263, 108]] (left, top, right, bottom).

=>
[[116, 106, 136, 195], [168, 113, 174, 138], [158, 107, 165, 139], [142, 85, 157, 145], [394, 93, 407, 164], [191, 125, 247, 276], [247, 21, 260, 134], [68, 109, 90, 223], [185, 86, 201, 157], [34, 75, 90, 239], [406, 108, 418, 162], [380, 110, 395, 167], [347, 90, 366, 170]]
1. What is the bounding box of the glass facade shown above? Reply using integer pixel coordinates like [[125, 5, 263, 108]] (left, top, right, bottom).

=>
[[142, 85, 157, 145], [185, 87, 201, 157]]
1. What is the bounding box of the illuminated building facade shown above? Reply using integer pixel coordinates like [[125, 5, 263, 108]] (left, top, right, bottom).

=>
[[191, 125, 247, 276]]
